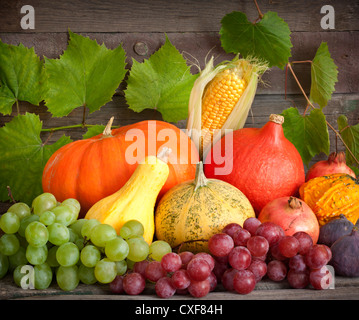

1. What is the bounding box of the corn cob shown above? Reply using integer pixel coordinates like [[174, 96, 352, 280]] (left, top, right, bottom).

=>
[[200, 68, 247, 151], [186, 56, 267, 158]]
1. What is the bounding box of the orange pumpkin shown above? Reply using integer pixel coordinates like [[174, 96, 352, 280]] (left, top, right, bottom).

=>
[[42, 119, 199, 217]]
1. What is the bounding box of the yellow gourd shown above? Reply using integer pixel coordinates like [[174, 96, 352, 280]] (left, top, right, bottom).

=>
[[155, 161, 255, 252], [85, 147, 171, 244], [299, 173, 359, 225]]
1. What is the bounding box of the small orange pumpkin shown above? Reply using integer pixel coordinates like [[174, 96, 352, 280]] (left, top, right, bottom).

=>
[[42, 119, 199, 217]]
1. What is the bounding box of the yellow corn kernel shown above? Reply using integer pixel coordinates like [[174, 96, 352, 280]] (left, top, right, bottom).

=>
[[200, 69, 247, 152]]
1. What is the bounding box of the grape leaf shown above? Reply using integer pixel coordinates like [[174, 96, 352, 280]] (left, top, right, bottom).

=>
[[124, 35, 198, 122], [43, 30, 127, 117], [281, 107, 330, 166], [220, 11, 292, 69], [82, 125, 105, 139], [310, 42, 338, 109], [337, 115, 359, 169], [0, 113, 72, 204], [0, 41, 45, 115]]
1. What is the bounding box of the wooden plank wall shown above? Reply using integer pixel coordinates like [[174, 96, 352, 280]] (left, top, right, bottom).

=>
[[0, 0, 358, 164]]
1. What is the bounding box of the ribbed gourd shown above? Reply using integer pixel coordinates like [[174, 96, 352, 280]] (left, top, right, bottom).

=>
[[85, 148, 171, 244], [299, 173, 359, 226], [155, 162, 255, 253], [186, 55, 267, 158]]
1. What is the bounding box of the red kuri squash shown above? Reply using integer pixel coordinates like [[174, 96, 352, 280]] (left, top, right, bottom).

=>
[[204, 114, 305, 214], [42, 119, 199, 217]]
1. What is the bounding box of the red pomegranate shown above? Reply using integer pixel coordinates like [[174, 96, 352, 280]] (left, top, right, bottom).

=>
[[258, 196, 320, 244], [306, 151, 356, 181], [204, 114, 305, 213]]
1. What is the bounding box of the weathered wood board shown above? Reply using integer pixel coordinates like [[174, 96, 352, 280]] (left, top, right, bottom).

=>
[[1, 273, 359, 300], [0, 0, 358, 301]]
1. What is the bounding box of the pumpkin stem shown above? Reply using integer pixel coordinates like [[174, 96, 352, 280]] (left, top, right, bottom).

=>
[[288, 197, 303, 211], [157, 147, 172, 163], [103, 116, 114, 137], [194, 161, 208, 191], [269, 114, 284, 125]]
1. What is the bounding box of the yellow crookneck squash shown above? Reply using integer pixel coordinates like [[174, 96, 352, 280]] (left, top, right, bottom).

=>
[[299, 173, 359, 226], [85, 147, 171, 244], [155, 161, 255, 252]]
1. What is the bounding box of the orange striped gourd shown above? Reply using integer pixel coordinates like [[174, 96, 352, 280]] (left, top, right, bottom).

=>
[[186, 56, 267, 158], [299, 173, 359, 226]]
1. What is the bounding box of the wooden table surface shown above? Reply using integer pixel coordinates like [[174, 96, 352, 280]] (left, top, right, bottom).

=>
[[1, 273, 358, 300]]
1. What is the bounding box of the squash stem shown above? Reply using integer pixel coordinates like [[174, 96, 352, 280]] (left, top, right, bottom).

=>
[[194, 161, 208, 191], [157, 147, 172, 163], [103, 116, 114, 137]]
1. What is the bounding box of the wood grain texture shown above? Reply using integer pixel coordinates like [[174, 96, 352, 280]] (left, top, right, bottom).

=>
[[0, 0, 358, 33], [0, 31, 358, 94], [1, 273, 358, 300]]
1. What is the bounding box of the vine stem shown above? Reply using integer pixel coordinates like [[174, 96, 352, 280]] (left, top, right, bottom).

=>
[[253, 0, 264, 19], [40, 124, 99, 132], [287, 62, 359, 166]]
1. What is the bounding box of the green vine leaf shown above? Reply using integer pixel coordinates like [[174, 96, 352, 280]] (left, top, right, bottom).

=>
[[0, 42, 45, 115], [82, 125, 105, 139], [310, 42, 338, 109], [281, 107, 330, 166], [220, 11, 292, 69], [0, 113, 72, 204], [43, 30, 127, 117], [124, 35, 198, 123], [337, 115, 359, 171]]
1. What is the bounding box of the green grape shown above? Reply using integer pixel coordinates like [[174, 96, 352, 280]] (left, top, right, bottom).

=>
[[18, 214, 39, 237], [69, 219, 86, 237], [8, 202, 31, 221], [90, 224, 117, 247], [94, 258, 117, 284], [0, 212, 20, 234], [115, 259, 127, 275], [149, 240, 172, 261], [61, 198, 81, 211], [78, 264, 97, 285], [8, 246, 28, 271], [0, 252, 9, 279], [0, 234, 20, 256], [52, 205, 75, 226], [126, 237, 149, 262], [56, 242, 79, 267], [68, 228, 78, 243], [60, 199, 80, 223], [47, 223, 70, 246], [121, 220, 144, 238], [25, 221, 49, 247], [126, 258, 136, 270], [26, 244, 48, 265], [39, 210, 56, 226], [80, 245, 101, 268], [81, 219, 101, 239], [32, 193, 57, 216], [46, 246, 59, 267], [105, 237, 129, 261], [75, 238, 84, 250], [13, 264, 24, 287], [56, 265, 79, 291], [119, 226, 131, 239], [34, 263, 53, 289]]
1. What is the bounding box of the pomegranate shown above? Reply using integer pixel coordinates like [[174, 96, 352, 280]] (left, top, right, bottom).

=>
[[204, 114, 305, 213], [306, 151, 356, 181], [257, 196, 320, 244]]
